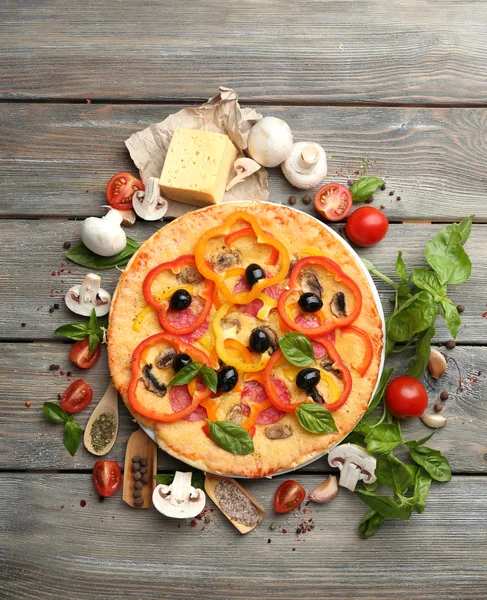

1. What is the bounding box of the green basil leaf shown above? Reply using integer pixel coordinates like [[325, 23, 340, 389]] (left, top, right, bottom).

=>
[[412, 468, 432, 514], [199, 365, 218, 393], [408, 446, 452, 482], [54, 323, 90, 341], [363, 480, 380, 492], [207, 421, 254, 455], [365, 424, 403, 455], [342, 431, 366, 446], [154, 471, 205, 490], [349, 177, 385, 204], [387, 291, 437, 342], [279, 332, 315, 367], [354, 412, 383, 436], [411, 268, 447, 299], [153, 473, 174, 486], [406, 464, 419, 480], [63, 419, 83, 456], [405, 431, 436, 449], [66, 238, 140, 270], [295, 403, 338, 435], [375, 453, 414, 493], [358, 509, 385, 537], [395, 251, 407, 282], [167, 362, 202, 388], [355, 490, 411, 520], [365, 368, 394, 415], [407, 325, 435, 379], [43, 402, 69, 424], [424, 223, 471, 285], [88, 333, 100, 355], [440, 297, 462, 339], [88, 308, 97, 332], [457, 215, 474, 245]]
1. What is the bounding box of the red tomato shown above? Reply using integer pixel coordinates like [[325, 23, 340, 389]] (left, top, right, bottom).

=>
[[345, 206, 389, 247], [60, 379, 93, 414], [106, 171, 144, 210], [274, 480, 306, 513], [92, 460, 122, 497], [314, 183, 352, 221], [385, 376, 428, 418], [70, 338, 101, 369]]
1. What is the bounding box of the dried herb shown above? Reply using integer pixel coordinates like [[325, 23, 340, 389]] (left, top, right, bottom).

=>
[[90, 412, 116, 452]]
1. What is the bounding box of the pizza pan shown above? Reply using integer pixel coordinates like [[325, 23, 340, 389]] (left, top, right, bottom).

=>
[[131, 201, 386, 478]]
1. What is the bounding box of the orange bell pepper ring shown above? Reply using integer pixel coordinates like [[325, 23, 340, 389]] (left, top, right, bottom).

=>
[[338, 325, 373, 376]]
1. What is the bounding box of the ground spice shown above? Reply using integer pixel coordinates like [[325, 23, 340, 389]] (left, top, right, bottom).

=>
[[90, 412, 116, 453], [214, 480, 260, 527]]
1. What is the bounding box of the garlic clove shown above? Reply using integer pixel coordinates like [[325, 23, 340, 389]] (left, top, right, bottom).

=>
[[309, 475, 339, 504], [225, 158, 261, 191], [420, 413, 447, 429], [428, 348, 447, 379]]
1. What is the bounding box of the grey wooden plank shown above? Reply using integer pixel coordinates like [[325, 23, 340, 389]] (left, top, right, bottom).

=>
[[0, 220, 485, 343], [1, 473, 485, 600], [1, 341, 485, 473], [1, 104, 486, 220], [1, 1, 487, 104]]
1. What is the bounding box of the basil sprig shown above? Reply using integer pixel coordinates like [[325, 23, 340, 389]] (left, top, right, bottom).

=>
[[296, 403, 338, 435], [167, 362, 218, 393], [43, 402, 83, 457], [279, 332, 315, 367], [207, 420, 254, 455], [54, 308, 106, 354], [349, 177, 385, 203], [154, 470, 205, 490], [66, 237, 140, 270], [363, 215, 474, 377]]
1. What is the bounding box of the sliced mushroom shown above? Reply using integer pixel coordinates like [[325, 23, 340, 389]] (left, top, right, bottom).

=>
[[65, 273, 111, 317], [227, 404, 245, 425], [210, 249, 242, 273], [221, 317, 242, 333], [226, 158, 261, 191], [253, 326, 278, 355], [176, 268, 203, 285], [132, 177, 168, 221], [328, 444, 377, 492], [265, 423, 292, 440], [142, 364, 167, 397], [152, 472, 206, 519], [330, 292, 347, 318], [298, 269, 323, 298], [155, 348, 177, 369]]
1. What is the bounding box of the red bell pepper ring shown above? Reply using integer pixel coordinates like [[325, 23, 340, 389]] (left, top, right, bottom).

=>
[[338, 325, 373, 377], [142, 254, 214, 336], [263, 350, 304, 413], [224, 227, 279, 267], [128, 333, 212, 422], [277, 256, 362, 338]]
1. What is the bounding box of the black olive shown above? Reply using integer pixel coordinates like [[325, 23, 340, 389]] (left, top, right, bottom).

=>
[[298, 292, 323, 313], [170, 289, 192, 310], [296, 368, 321, 390], [245, 263, 265, 287], [249, 329, 271, 353], [172, 353, 192, 372], [217, 366, 238, 393]]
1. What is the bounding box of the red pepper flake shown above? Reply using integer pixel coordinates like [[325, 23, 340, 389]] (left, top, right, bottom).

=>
[[292, 548, 296, 551], [59, 371, 64, 376], [354, 170, 360, 175], [67, 371, 72, 377], [57, 393, 62, 401], [80, 500, 86, 507], [190, 519, 197, 527], [86, 99, 92, 104], [51, 271, 56, 276], [281, 529, 287, 534], [482, 312, 487, 319], [25, 401, 31, 408], [21, 322, 26, 327]]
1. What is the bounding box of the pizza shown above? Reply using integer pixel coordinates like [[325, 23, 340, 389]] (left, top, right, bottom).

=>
[[108, 201, 384, 478]]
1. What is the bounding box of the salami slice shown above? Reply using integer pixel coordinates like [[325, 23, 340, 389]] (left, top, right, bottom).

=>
[[178, 320, 209, 343], [233, 277, 250, 294], [271, 377, 292, 404], [256, 405, 285, 425], [311, 340, 327, 360], [262, 283, 282, 300], [169, 385, 207, 421], [241, 380, 268, 404], [239, 298, 264, 317], [295, 313, 320, 328]]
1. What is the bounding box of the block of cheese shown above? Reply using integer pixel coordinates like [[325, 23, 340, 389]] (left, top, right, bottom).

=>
[[159, 128, 238, 207]]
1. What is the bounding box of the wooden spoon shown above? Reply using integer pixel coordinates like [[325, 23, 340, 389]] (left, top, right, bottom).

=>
[[123, 428, 157, 509], [84, 381, 119, 456], [205, 474, 265, 534]]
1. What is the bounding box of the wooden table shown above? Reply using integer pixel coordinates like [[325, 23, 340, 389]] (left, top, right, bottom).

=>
[[1, 2, 486, 598]]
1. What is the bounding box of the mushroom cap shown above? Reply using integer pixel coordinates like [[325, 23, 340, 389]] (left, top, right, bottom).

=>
[[328, 443, 377, 483], [281, 142, 327, 189], [247, 117, 293, 167], [81, 211, 126, 257]]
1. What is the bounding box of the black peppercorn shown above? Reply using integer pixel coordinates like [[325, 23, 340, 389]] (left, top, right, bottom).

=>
[[133, 490, 142, 498], [440, 391, 449, 401], [288, 195, 297, 205], [134, 481, 143, 490], [302, 195, 313, 205], [456, 304, 465, 313], [139, 466, 147, 474], [132, 455, 141, 463], [133, 471, 142, 481], [380, 184, 386, 191], [141, 474, 149, 483], [134, 498, 144, 507], [389, 191, 394, 196], [396, 196, 401, 201], [132, 462, 141, 472], [140, 457, 148, 467], [445, 340, 456, 349], [63, 241, 71, 249], [365, 196, 374, 203]]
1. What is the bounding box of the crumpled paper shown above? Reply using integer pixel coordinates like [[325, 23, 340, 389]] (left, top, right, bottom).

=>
[[125, 87, 269, 217]]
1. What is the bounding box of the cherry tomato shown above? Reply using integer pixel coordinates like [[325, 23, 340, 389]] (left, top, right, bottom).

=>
[[60, 379, 93, 414], [106, 171, 144, 210], [385, 376, 428, 418], [345, 206, 389, 247], [274, 480, 306, 513], [314, 183, 352, 222], [92, 460, 122, 497], [69, 338, 101, 369]]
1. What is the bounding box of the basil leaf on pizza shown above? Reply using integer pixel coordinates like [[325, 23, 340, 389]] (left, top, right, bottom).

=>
[[207, 421, 254, 455], [279, 332, 315, 367], [200, 365, 218, 393], [296, 403, 338, 435], [167, 362, 203, 388]]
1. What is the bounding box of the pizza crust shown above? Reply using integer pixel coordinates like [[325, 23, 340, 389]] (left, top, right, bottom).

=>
[[108, 201, 384, 478]]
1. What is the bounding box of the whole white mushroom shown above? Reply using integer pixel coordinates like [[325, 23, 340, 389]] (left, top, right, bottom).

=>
[[81, 210, 126, 257], [247, 117, 293, 167]]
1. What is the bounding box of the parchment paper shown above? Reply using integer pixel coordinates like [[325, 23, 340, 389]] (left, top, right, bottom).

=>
[[125, 87, 269, 217]]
